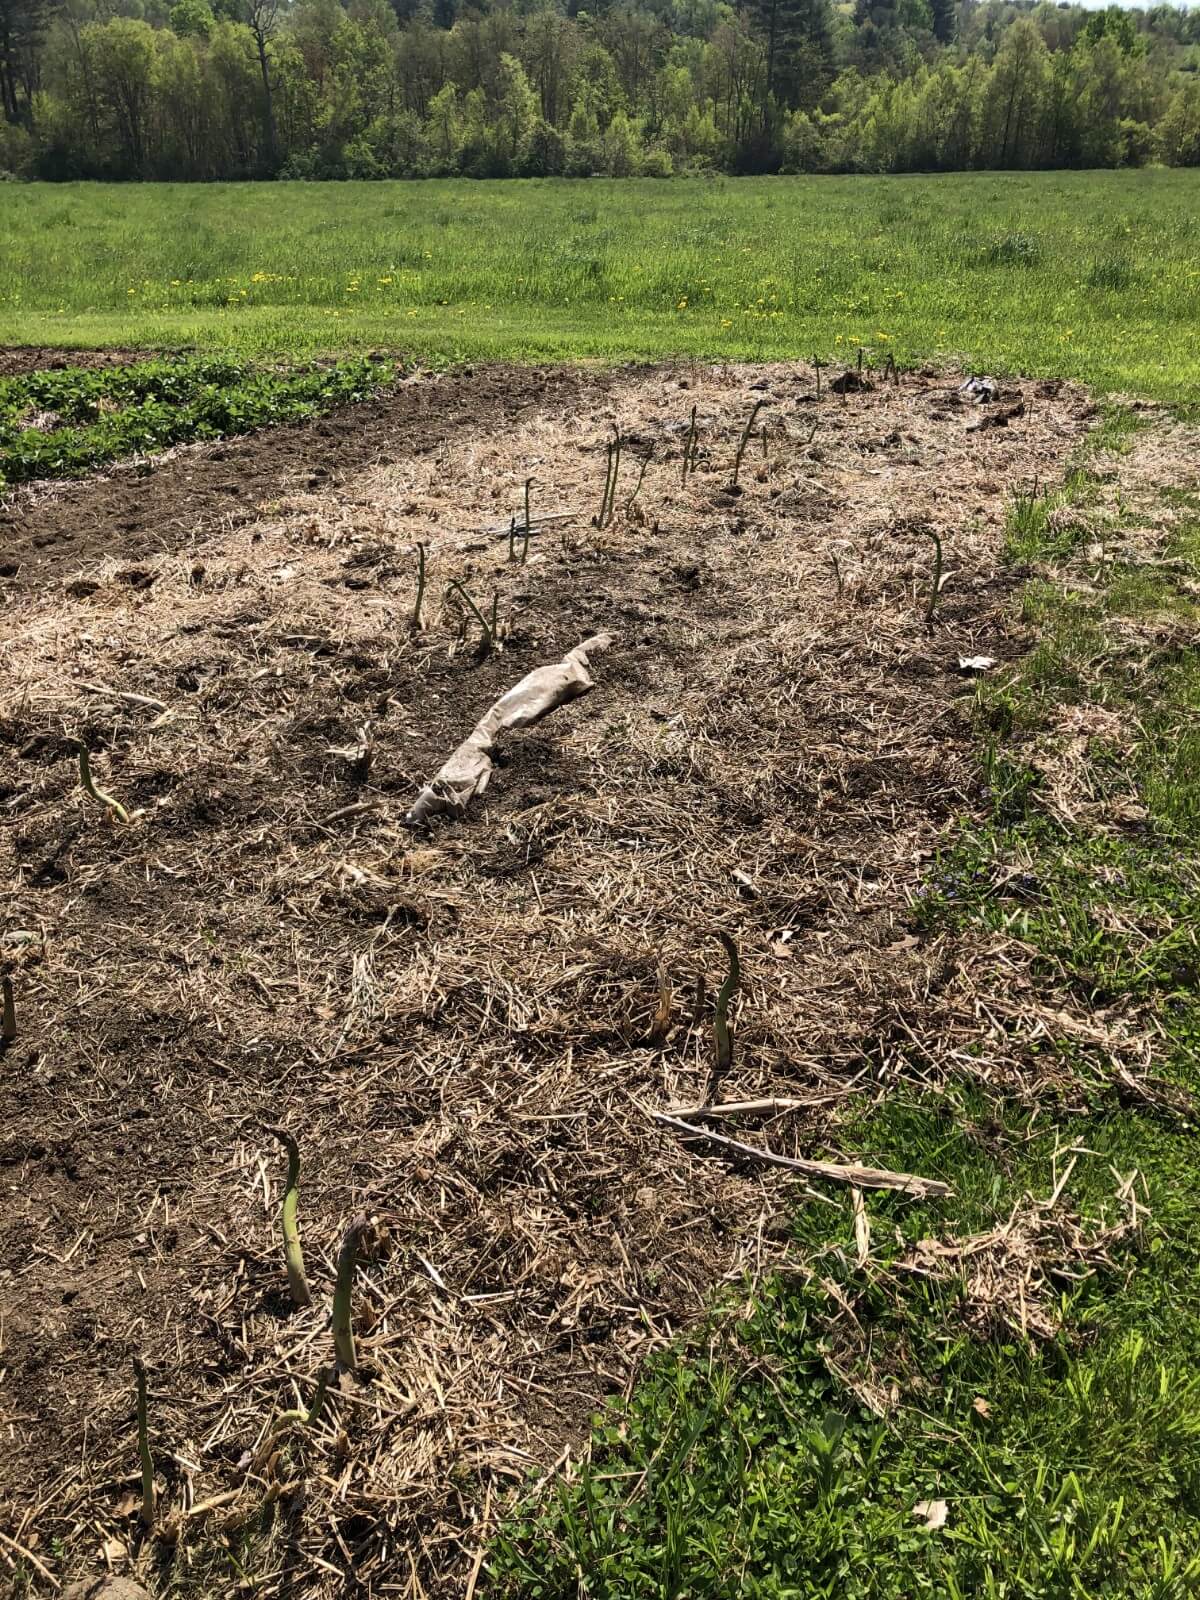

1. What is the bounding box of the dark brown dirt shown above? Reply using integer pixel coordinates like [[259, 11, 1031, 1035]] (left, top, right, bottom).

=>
[[0, 366, 602, 588], [0, 361, 1097, 1599], [0, 346, 151, 379]]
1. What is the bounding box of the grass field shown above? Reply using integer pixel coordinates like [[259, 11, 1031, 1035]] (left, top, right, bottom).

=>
[[3, 171, 1200, 403]]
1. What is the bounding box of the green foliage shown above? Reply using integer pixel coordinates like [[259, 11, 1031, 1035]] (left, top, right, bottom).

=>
[[0, 355, 383, 487], [492, 1087, 1200, 1598]]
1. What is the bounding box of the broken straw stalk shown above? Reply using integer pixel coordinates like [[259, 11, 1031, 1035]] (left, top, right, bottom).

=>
[[650, 1109, 951, 1199]]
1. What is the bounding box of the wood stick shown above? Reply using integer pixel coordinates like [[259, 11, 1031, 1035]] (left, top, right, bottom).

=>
[[183, 1488, 244, 1518], [649, 1109, 951, 1198], [0, 1528, 60, 1590], [79, 681, 168, 712], [463, 1481, 493, 1600], [312, 800, 382, 827], [666, 1093, 851, 1119]]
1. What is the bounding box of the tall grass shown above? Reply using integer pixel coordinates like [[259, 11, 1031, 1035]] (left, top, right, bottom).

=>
[[3, 172, 1199, 402]]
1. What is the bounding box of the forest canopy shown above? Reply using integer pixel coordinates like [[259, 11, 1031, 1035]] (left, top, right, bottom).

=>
[[2, 0, 1199, 180]]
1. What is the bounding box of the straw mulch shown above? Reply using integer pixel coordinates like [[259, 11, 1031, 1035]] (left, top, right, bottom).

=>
[[1, 361, 1117, 1596]]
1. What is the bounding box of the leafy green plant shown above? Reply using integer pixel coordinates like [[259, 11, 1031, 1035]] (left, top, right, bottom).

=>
[[0, 357, 385, 487]]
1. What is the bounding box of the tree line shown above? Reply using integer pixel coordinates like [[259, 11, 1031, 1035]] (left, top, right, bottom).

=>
[[2, 0, 1199, 180]]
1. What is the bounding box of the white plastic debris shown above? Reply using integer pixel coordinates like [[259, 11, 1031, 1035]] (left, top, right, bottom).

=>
[[404, 634, 611, 825]]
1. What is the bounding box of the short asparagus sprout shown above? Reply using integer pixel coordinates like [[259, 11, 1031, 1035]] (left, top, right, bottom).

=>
[[730, 400, 767, 491], [593, 426, 622, 528], [520, 476, 535, 565], [648, 961, 673, 1047], [264, 1125, 311, 1307], [255, 1366, 331, 1470], [446, 579, 495, 659], [921, 528, 944, 633], [713, 931, 740, 1076], [682, 405, 698, 485], [77, 742, 129, 824], [830, 552, 844, 599], [411, 541, 427, 633], [332, 1213, 369, 1371], [624, 445, 655, 514], [279, 1364, 330, 1430], [1, 977, 14, 1043], [132, 1356, 155, 1528]]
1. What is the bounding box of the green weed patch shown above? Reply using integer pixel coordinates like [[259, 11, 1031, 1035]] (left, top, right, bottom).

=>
[[0, 355, 387, 490]]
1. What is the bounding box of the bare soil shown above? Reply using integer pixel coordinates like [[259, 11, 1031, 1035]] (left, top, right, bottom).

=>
[[0, 359, 1094, 1597], [0, 346, 152, 379]]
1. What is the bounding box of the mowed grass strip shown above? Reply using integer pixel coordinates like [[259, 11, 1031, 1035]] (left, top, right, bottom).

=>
[[3, 171, 1200, 404], [488, 432, 1200, 1597]]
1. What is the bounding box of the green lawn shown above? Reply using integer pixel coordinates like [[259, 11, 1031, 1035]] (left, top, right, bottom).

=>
[[3, 171, 1200, 404]]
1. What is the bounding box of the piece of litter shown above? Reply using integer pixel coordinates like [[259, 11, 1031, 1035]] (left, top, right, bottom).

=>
[[913, 1498, 948, 1531], [957, 655, 997, 675]]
